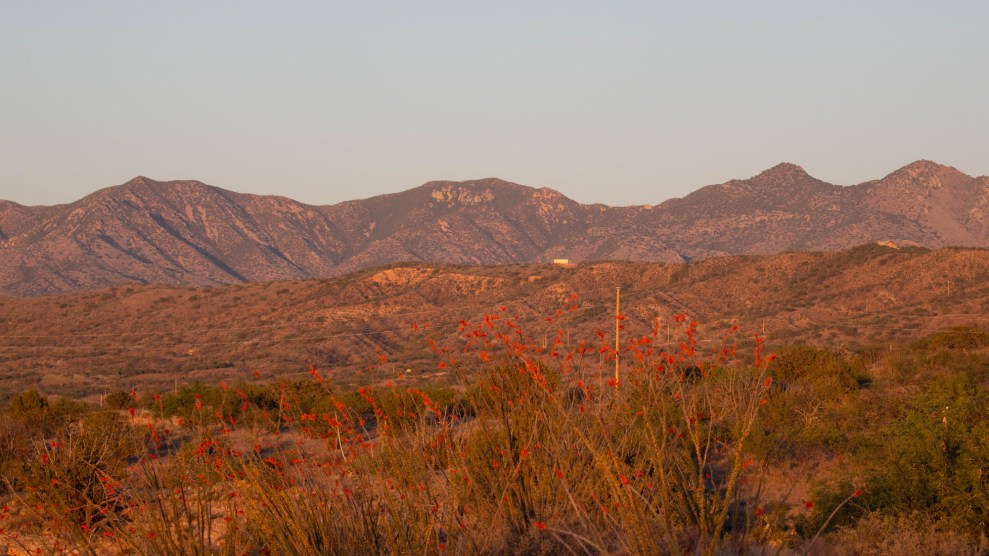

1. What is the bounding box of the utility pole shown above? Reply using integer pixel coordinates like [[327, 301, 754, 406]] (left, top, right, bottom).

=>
[[615, 287, 621, 386]]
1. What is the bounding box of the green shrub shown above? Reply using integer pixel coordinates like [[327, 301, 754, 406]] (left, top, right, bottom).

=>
[[5, 389, 49, 416], [770, 345, 869, 389], [751, 346, 870, 459], [102, 390, 133, 410], [822, 373, 989, 536]]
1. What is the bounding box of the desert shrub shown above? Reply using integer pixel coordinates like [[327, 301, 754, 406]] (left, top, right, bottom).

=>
[[421, 315, 777, 555], [366, 386, 460, 435], [102, 390, 133, 410], [917, 326, 989, 351], [0, 412, 46, 493], [799, 478, 867, 538], [812, 372, 989, 538], [821, 512, 987, 556], [4, 389, 48, 416], [0, 391, 88, 493], [154, 383, 245, 422], [884, 328, 989, 384], [47, 396, 88, 420], [770, 345, 869, 389], [21, 409, 138, 543], [751, 346, 870, 459], [868, 374, 989, 534], [114, 434, 246, 555]]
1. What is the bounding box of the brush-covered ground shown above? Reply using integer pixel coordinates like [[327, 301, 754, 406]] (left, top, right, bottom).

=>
[[2, 244, 989, 404], [2, 303, 989, 555]]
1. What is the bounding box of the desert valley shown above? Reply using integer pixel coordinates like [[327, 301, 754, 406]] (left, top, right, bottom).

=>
[[3, 3, 988, 552], [2, 162, 989, 554]]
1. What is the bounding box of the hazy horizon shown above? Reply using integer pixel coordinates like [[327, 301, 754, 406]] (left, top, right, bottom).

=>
[[3, 1, 987, 207]]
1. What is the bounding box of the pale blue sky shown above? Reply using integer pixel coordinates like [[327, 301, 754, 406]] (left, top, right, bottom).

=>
[[2, 1, 987, 207]]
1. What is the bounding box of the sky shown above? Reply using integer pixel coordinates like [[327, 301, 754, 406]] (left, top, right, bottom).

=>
[[1, 1, 987, 207]]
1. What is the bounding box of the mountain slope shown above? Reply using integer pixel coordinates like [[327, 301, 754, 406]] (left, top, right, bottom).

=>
[[640, 161, 989, 257], [1, 162, 987, 295]]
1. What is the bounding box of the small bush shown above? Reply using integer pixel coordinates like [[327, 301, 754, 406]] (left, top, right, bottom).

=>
[[916, 326, 989, 352], [25, 410, 138, 535], [102, 390, 133, 410], [823, 512, 987, 555], [751, 346, 870, 459]]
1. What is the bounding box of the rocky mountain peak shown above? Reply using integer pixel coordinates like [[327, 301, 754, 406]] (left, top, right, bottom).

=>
[[755, 162, 810, 180], [105, 177, 220, 203], [422, 181, 498, 207], [415, 178, 570, 208], [126, 175, 153, 186], [881, 160, 967, 188]]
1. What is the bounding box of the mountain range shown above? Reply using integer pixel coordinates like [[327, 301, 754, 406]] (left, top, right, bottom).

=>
[[1, 160, 987, 296]]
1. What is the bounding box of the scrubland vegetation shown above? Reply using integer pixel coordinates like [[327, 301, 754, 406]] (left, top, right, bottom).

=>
[[2, 305, 989, 555]]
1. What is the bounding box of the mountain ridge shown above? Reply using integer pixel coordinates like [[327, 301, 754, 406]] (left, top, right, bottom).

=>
[[2, 160, 988, 296]]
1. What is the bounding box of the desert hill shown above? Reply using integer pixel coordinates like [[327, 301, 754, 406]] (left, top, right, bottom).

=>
[[1, 244, 987, 400]]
